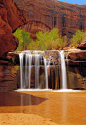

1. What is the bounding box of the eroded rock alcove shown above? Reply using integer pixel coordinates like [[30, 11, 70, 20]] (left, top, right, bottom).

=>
[[14, 0, 86, 39], [0, 0, 26, 59]]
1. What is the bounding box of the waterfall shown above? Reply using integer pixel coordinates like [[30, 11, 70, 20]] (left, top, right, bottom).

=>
[[19, 51, 32, 89], [19, 51, 51, 89], [44, 58, 50, 89], [25, 52, 32, 88], [19, 53, 24, 89], [19, 50, 67, 90], [28, 54, 32, 88], [17, 50, 82, 92], [60, 50, 67, 89], [35, 54, 40, 88]]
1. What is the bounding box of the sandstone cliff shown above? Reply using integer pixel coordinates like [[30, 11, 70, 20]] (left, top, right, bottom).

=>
[[0, 0, 26, 58], [1, 0, 86, 57], [14, 0, 86, 40]]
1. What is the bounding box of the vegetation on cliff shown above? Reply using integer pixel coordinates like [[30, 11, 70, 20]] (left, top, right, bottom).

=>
[[13, 28, 32, 51], [14, 28, 68, 50], [28, 28, 68, 50], [14, 28, 86, 51], [70, 30, 86, 47]]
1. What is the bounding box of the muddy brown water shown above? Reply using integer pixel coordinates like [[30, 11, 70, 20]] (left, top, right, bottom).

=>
[[0, 91, 86, 125]]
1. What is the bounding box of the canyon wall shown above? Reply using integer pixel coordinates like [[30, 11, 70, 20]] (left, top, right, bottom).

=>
[[1, 0, 86, 57], [0, 0, 26, 59], [14, 0, 86, 40]]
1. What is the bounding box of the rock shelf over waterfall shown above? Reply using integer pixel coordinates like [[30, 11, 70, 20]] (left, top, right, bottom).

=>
[[0, 49, 86, 92]]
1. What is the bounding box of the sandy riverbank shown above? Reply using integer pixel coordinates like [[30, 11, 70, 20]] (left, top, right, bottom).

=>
[[0, 113, 59, 125], [0, 91, 86, 125]]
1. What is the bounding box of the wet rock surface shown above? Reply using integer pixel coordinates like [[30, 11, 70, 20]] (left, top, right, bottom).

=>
[[67, 66, 86, 90], [65, 49, 86, 89]]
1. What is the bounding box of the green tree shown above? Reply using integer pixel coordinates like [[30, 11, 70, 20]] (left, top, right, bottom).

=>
[[70, 30, 86, 47], [13, 28, 32, 51], [21, 28, 32, 50], [28, 28, 68, 50], [13, 28, 23, 51]]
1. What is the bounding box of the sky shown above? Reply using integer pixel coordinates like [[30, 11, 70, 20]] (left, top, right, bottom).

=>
[[58, 0, 86, 5]]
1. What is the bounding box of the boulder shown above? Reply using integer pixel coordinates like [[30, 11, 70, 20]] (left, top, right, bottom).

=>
[[68, 49, 86, 61], [77, 40, 86, 49], [67, 66, 86, 90]]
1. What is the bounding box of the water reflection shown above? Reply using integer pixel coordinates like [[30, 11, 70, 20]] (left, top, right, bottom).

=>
[[0, 92, 48, 107], [62, 93, 67, 123], [0, 91, 86, 125]]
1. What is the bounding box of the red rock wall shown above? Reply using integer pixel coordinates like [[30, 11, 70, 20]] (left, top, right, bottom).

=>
[[14, 0, 86, 39], [0, 0, 86, 57], [0, 65, 19, 92], [0, 0, 26, 58]]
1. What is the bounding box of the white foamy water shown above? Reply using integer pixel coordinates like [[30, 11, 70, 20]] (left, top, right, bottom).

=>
[[25, 52, 32, 88], [35, 54, 40, 89], [15, 89, 83, 92], [44, 58, 50, 89], [19, 50, 52, 89], [19, 53, 24, 89], [51, 89, 82, 92], [60, 50, 67, 89]]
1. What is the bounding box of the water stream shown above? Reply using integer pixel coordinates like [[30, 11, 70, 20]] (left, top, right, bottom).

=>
[[19, 51, 51, 89], [60, 50, 67, 89], [19, 53, 24, 89], [19, 50, 67, 90]]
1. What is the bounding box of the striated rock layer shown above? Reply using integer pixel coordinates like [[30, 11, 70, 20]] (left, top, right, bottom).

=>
[[0, 65, 19, 92], [0, 0, 26, 58], [14, 0, 86, 40]]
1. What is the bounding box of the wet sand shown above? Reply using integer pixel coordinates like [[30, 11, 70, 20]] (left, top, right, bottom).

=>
[[0, 91, 86, 125]]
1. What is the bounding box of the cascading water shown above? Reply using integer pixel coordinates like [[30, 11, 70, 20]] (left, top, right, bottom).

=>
[[18, 50, 82, 92], [35, 54, 40, 88], [19, 51, 51, 90], [19, 53, 24, 89], [60, 50, 67, 89], [44, 58, 50, 89], [25, 52, 32, 88], [19, 51, 32, 89]]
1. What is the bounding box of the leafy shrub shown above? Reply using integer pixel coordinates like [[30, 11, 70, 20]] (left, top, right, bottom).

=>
[[14, 28, 68, 51], [13, 28, 32, 51], [28, 29, 68, 50], [70, 30, 86, 47]]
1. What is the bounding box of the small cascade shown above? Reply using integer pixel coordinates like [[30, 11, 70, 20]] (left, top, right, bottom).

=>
[[19, 53, 24, 89], [19, 50, 52, 89], [66, 54, 69, 66], [60, 50, 67, 89], [44, 58, 50, 89], [25, 52, 32, 88], [19, 50, 68, 90], [35, 54, 40, 88], [19, 51, 32, 89]]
